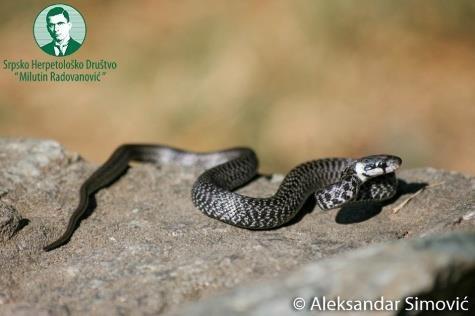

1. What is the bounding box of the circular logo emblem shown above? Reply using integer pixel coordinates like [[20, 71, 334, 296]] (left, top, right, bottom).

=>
[[33, 4, 86, 57]]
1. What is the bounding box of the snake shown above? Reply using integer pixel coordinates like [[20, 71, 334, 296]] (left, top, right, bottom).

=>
[[43, 145, 402, 251]]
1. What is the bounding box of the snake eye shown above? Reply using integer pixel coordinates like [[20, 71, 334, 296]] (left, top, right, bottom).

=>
[[364, 163, 375, 171]]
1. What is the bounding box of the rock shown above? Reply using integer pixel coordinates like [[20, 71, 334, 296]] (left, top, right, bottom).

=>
[[0, 201, 22, 241], [0, 139, 474, 315], [176, 232, 475, 316]]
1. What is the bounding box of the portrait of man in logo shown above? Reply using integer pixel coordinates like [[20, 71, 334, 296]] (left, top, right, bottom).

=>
[[33, 4, 86, 57]]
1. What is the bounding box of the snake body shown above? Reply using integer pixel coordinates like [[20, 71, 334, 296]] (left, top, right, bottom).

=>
[[44, 145, 401, 251]]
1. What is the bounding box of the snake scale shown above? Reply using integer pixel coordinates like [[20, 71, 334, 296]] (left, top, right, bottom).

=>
[[44, 145, 402, 251]]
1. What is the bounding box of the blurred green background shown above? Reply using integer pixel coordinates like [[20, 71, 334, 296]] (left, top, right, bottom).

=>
[[1, 0, 474, 174]]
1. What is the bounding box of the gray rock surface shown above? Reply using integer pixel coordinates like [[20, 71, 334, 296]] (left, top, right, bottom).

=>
[[0, 138, 474, 315], [177, 232, 475, 316], [0, 201, 22, 242]]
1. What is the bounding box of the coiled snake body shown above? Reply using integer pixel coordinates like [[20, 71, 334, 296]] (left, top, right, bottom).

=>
[[44, 145, 402, 251]]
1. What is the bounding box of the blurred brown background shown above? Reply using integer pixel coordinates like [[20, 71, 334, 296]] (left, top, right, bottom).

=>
[[1, 0, 474, 175]]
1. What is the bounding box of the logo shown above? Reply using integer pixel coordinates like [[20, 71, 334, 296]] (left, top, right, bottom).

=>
[[3, 3, 118, 82], [33, 4, 86, 57]]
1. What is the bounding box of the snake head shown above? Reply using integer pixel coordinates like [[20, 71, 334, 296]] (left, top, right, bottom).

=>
[[354, 155, 402, 182]]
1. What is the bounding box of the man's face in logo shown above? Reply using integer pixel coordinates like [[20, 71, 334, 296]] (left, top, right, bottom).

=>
[[47, 14, 71, 42]]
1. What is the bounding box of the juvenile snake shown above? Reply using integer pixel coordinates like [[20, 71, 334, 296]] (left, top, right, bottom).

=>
[[44, 145, 402, 251]]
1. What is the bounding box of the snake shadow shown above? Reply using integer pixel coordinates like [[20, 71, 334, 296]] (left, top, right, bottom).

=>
[[335, 179, 427, 224], [280, 179, 427, 227]]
